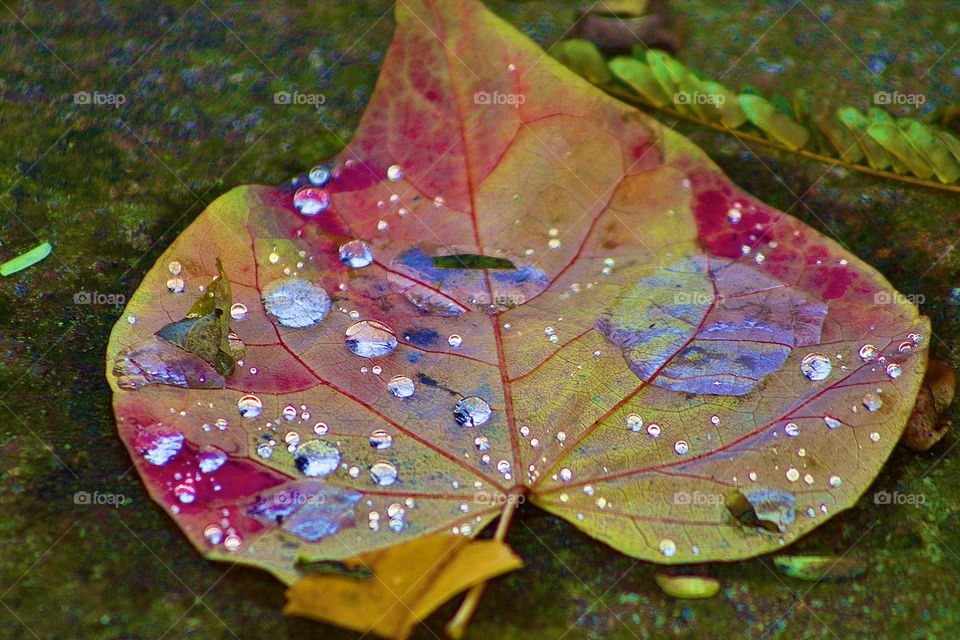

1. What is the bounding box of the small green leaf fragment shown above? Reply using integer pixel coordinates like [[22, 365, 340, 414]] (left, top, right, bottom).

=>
[[653, 573, 720, 599], [814, 111, 864, 163], [836, 107, 893, 170], [898, 119, 960, 183], [433, 254, 517, 270], [609, 57, 672, 107], [773, 555, 866, 582], [549, 39, 612, 85], [0, 241, 52, 276], [739, 94, 810, 150]]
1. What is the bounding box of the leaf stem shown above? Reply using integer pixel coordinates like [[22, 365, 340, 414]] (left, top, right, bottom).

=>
[[445, 496, 519, 639], [603, 84, 960, 194]]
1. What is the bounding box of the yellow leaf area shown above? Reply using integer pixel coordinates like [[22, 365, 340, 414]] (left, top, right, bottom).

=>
[[284, 534, 522, 640]]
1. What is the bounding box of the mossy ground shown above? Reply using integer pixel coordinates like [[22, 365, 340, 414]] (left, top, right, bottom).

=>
[[1, 1, 958, 638]]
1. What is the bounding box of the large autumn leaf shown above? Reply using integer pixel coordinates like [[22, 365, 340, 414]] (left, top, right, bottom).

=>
[[107, 0, 928, 613]]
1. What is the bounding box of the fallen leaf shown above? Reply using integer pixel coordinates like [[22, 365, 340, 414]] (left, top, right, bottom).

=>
[[773, 554, 866, 581], [106, 0, 930, 635], [284, 534, 522, 640]]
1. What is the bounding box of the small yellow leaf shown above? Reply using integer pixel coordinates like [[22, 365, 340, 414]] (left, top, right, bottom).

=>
[[284, 534, 523, 640], [654, 573, 721, 599]]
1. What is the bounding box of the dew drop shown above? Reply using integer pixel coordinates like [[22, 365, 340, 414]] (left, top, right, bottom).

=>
[[387, 375, 415, 398], [829, 475, 842, 488], [282, 404, 297, 420], [369, 430, 393, 450], [386, 164, 403, 181], [625, 413, 643, 432], [786, 468, 800, 482], [370, 461, 399, 486], [474, 435, 490, 451], [862, 393, 883, 412], [823, 416, 842, 429], [168, 261, 183, 276], [345, 320, 398, 358], [262, 278, 331, 328], [174, 483, 196, 504], [454, 396, 492, 428], [784, 423, 800, 437], [313, 421, 329, 435], [308, 164, 331, 187], [448, 334, 462, 348], [727, 208, 742, 224], [203, 524, 224, 545], [858, 344, 879, 362], [238, 395, 263, 418], [167, 277, 185, 293], [339, 240, 374, 269], [230, 303, 248, 320], [673, 440, 689, 455], [223, 533, 242, 551], [293, 187, 330, 216], [559, 468, 572, 481], [295, 440, 341, 477], [256, 442, 273, 459], [800, 353, 832, 381], [197, 445, 228, 473], [646, 423, 661, 437], [885, 363, 902, 379], [659, 539, 677, 558]]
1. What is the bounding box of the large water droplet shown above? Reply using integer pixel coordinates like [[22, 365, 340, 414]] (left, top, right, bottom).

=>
[[238, 395, 263, 418], [203, 524, 224, 545], [886, 363, 902, 379], [800, 353, 832, 381], [230, 303, 248, 320], [386, 164, 403, 181], [370, 461, 399, 486], [136, 428, 184, 466], [339, 240, 374, 269], [858, 344, 878, 362], [308, 165, 331, 187], [862, 393, 883, 412], [174, 483, 196, 504], [387, 375, 415, 398], [659, 539, 677, 558], [293, 187, 330, 216], [197, 445, 228, 473], [784, 423, 800, 437], [369, 430, 393, 450], [262, 278, 331, 329], [453, 396, 491, 428], [345, 320, 398, 358], [674, 440, 689, 455], [295, 439, 341, 477], [625, 413, 643, 432]]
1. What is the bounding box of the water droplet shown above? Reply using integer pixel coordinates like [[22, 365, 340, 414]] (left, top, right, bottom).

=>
[[908, 333, 923, 346], [559, 468, 572, 481], [369, 430, 393, 450], [370, 461, 399, 486], [646, 423, 661, 437], [448, 334, 462, 348], [800, 353, 832, 381], [387, 375, 415, 398], [339, 240, 374, 268], [345, 320, 398, 358], [786, 468, 800, 482], [136, 428, 184, 466], [223, 533, 242, 551], [454, 396, 492, 428], [659, 539, 677, 558], [823, 416, 842, 429], [886, 363, 902, 379], [674, 440, 689, 455], [858, 344, 879, 362], [197, 445, 228, 473], [256, 442, 273, 459], [785, 423, 800, 437], [262, 278, 331, 328], [238, 395, 263, 418], [898, 341, 913, 353], [313, 421, 329, 435], [496, 460, 512, 474], [828, 475, 842, 488], [295, 439, 341, 477], [168, 261, 183, 276], [268, 251, 280, 265], [203, 524, 224, 545], [711, 415, 720, 426], [167, 277, 185, 293], [174, 483, 197, 504], [474, 435, 490, 451], [727, 208, 742, 224], [386, 164, 403, 181], [293, 187, 330, 216], [862, 393, 883, 412], [282, 404, 297, 420], [230, 303, 248, 320], [308, 165, 331, 187], [626, 413, 643, 432]]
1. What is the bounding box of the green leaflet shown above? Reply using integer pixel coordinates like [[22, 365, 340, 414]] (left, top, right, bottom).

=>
[[0, 241, 52, 276], [553, 39, 960, 189]]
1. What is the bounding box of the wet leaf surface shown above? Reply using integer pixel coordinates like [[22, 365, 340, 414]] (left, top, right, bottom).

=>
[[106, 0, 929, 631]]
